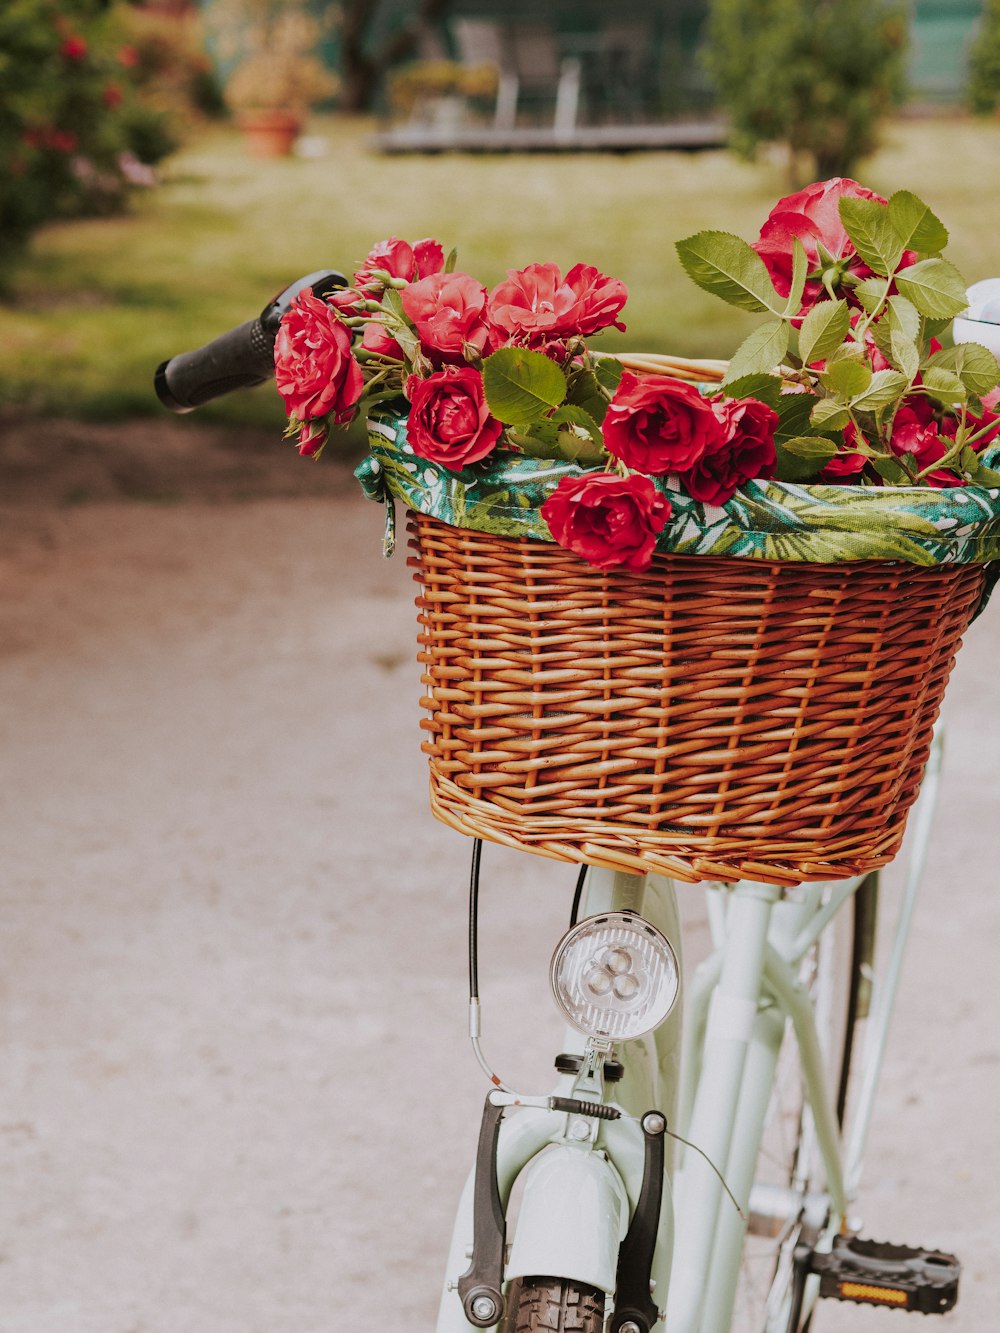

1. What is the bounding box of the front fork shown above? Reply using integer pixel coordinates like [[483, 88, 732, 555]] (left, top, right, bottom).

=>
[[436, 869, 684, 1333]]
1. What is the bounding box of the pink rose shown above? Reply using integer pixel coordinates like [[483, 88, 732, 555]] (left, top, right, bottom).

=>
[[401, 271, 490, 363], [354, 236, 445, 295], [603, 372, 725, 474], [488, 262, 627, 346], [274, 288, 364, 424], [681, 397, 778, 505], [541, 472, 671, 572], [753, 178, 917, 315], [406, 367, 502, 469]]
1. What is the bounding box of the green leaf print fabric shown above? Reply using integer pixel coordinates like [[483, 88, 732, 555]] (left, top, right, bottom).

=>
[[357, 414, 1000, 568]]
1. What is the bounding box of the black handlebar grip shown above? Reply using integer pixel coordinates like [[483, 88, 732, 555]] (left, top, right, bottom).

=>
[[154, 317, 276, 413]]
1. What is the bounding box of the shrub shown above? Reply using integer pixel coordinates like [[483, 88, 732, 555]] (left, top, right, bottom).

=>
[[0, 0, 181, 287], [703, 0, 908, 181]]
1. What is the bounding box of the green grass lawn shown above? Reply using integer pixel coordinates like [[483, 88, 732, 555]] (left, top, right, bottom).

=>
[[3, 114, 1000, 428]]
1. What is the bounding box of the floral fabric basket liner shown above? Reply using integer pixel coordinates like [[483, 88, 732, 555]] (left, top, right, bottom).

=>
[[359, 414, 1000, 577]]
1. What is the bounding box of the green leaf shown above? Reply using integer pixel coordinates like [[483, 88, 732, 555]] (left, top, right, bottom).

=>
[[549, 404, 605, 450], [565, 367, 611, 423], [716, 373, 783, 407], [782, 435, 839, 461], [895, 258, 970, 319], [810, 397, 851, 430], [887, 295, 921, 345], [924, 316, 953, 340], [774, 392, 817, 440], [482, 347, 568, 424], [592, 355, 624, 395], [444, 247, 458, 274], [925, 343, 1000, 399], [821, 356, 872, 399], [853, 276, 890, 314], [970, 459, 1000, 486], [783, 237, 809, 317], [721, 318, 790, 382], [838, 196, 904, 277], [774, 436, 837, 481], [920, 366, 967, 407], [675, 231, 786, 314], [870, 455, 910, 485], [887, 190, 949, 254], [871, 297, 921, 380], [798, 299, 851, 366], [850, 369, 910, 413]]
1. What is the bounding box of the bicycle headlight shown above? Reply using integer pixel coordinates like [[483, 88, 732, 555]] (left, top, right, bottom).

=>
[[549, 912, 679, 1041]]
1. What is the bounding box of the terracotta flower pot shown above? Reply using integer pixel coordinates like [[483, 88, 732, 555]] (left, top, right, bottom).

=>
[[237, 110, 302, 158]]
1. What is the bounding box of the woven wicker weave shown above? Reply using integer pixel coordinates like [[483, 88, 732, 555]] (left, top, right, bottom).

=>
[[408, 512, 986, 886]]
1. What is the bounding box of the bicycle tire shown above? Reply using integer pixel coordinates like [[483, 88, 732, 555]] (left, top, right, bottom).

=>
[[506, 1277, 605, 1333], [731, 873, 876, 1333]]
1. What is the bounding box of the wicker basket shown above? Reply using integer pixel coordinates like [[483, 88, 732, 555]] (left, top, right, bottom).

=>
[[408, 512, 986, 886]]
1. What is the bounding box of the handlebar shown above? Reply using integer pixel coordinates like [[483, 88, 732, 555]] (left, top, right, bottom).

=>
[[154, 269, 348, 413]]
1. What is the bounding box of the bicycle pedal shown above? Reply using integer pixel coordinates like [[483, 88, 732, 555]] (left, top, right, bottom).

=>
[[810, 1234, 959, 1314]]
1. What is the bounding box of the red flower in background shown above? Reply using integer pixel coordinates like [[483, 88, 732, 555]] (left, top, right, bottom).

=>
[[60, 35, 88, 61], [488, 262, 627, 346], [541, 472, 671, 571], [405, 367, 501, 468], [274, 288, 363, 424], [401, 270, 490, 363], [603, 372, 725, 474]]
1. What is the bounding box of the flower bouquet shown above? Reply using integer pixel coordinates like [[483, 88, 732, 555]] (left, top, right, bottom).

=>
[[272, 180, 1000, 885]]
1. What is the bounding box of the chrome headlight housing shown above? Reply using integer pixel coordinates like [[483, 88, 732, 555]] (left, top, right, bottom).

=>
[[549, 911, 680, 1041]]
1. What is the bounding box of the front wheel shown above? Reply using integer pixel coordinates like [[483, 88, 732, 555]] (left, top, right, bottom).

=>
[[506, 1278, 605, 1333]]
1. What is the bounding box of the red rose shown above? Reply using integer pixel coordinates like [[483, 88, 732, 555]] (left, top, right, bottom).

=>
[[103, 84, 124, 110], [890, 399, 941, 463], [541, 472, 671, 572], [296, 419, 330, 457], [361, 321, 403, 360], [60, 35, 87, 60], [821, 450, 869, 482], [603, 372, 725, 474], [753, 178, 917, 315], [488, 262, 627, 346], [401, 271, 490, 363], [681, 397, 778, 505], [354, 236, 445, 295], [406, 367, 502, 469], [274, 288, 364, 424], [326, 287, 366, 317]]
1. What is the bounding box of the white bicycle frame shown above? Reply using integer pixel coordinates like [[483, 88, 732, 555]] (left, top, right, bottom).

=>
[[436, 728, 944, 1333]]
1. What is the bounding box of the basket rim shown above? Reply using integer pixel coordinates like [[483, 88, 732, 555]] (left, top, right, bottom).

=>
[[359, 412, 1000, 571]]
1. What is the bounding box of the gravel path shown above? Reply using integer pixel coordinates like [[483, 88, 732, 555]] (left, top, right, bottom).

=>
[[1, 454, 997, 1331]]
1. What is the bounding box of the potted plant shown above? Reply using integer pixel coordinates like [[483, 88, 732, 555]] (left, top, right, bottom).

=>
[[209, 0, 338, 155]]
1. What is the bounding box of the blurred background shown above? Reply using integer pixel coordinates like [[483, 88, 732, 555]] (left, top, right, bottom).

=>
[[2, 3, 1000, 1331]]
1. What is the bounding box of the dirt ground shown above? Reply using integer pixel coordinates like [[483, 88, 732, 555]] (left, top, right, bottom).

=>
[[1, 414, 998, 1332]]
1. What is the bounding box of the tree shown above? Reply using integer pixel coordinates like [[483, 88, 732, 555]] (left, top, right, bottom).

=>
[[338, 0, 451, 112], [702, 0, 907, 183], [968, 0, 1000, 114]]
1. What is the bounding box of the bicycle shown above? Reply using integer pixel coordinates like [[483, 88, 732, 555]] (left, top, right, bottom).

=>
[[155, 273, 985, 1333]]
